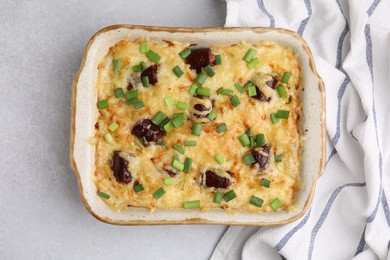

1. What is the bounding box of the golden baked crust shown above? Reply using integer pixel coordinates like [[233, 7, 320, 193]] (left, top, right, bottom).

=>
[[93, 37, 302, 213]]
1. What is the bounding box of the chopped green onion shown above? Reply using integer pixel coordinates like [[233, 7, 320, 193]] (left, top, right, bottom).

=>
[[173, 112, 184, 120], [159, 117, 170, 127], [230, 95, 240, 107], [176, 101, 188, 110], [126, 97, 138, 105], [204, 65, 215, 77], [174, 154, 179, 161], [151, 111, 165, 125], [207, 111, 217, 121], [243, 153, 255, 165], [142, 76, 150, 87], [250, 136, 255, 148], [164, 96, 174, 107], [189, 83, 198, 96], [271, 198, 283, 210], [163, 121, 175, 133], [192, 123, 203, 136], [243, 80, 254, 88], [183, 158, 193, 173], [132, 64, 142, 72], [113, 59, 121, 72], [246, 127, 252, 136], [134, 102, 144, 109], [234, 82, 244, 94], [140, 43, 149, 54], [125, 90, 138, 100], [275, 155, 282, 163], [277, 110, 290, 119], [172, 159, 184, 171], [261, 178, 271, 188], [276, 85, 287, 98], [217, 124, 227, 133], [156, 141, 165, 146], [223, 190, 237, 202], [164, 177, 174, 185], [146, 50, 161, 63], [255, 134, 266, 147], [153, 187, 165, 200], [247, 58, 260, 69], [134, 184, 144, 193], [239, 133, 250, 147], [195, 72, 207, 85], [214, 192, 223, 204], [196, 87, 210, 97], [179, 48, 191, 59], [172, 65, 184, 78], [271, 113, 280, 124], [215, 154, 224, 165], [174, 144, 185, 154], [217, 88, 234, 96], [104, 133, 113, 143], [243, 48, 257, 63], [184, 200, 200, 209], [97, 191, 110, 199], [114, 88, 124, 98], [97, 99, 108, 109], [281, 72, 291, 83], [215, 54, 222, 65], [108, 122, 119, 132], [184, 140, 197, 146], [172, 116, 184, 128], [248, 85, 257, 97], [250, 196, 264, 207]]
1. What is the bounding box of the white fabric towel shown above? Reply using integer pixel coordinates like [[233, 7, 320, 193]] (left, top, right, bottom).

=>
[[212, 0, 390, 259]]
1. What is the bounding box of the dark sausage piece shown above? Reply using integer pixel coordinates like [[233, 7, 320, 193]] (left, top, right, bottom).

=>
[[203, 170, 231, 189], [185, 48, 216, 73], [251, 145, 270, 171], [131, 119, 164, 143], [141, 64, 158, 86], [265, 77, 277, 89], [113, 151, 132, 184], [251, 86, 271, 102]]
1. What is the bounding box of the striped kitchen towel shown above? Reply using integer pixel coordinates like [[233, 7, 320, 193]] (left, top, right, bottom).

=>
[[212, 0, 390, 259]]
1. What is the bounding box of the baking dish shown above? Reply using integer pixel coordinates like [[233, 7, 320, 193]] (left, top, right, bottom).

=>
[[70, 25, 325, 225]]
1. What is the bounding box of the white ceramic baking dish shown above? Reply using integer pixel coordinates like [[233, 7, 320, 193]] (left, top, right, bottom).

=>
[[70, 25, 325, 225]]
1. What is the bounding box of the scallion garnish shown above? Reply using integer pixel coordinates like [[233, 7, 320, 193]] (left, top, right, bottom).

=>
[[142, 76, 150, 87], [164, 177, 174, 185], [104, 133, 113, 143], [271, 113, 279, 124], [172, 159, 184, 171], [179, 48, 191, 59], [243, 48, 257, 63], [217, 88, 234, 96], [183, 158, 193, 173], [246, 128, 251, 136], [134, 102, 145, 110], [184, 200, 200, 209], [174, 154, 179, 161], [195, 72, 207, 85], [248, 85, 257, 97], [113, 59, 121, 72], [172, 65, 184, 78], [174, 144, 185, 154], [271, 198, 283, 210], [255, 134, 266, 147], [243, 80, 254, 88], [207, 111, 217, 121], [172, 114, 184, 128], [276, 85, 287, 98], [189, 83, 198, 96], [215, 54, 222, 65], [156, 141, 165, 146], [223, 190, 237, 202], [146, 50, 161, 63], [176, 101, 188, 110], [204, 65, 215, 77], [214, 154, 224, 165], [234, 83, 244, 94], [277, 110, 290, 119], [275, 155, 282, 162], [151, 111, 165, 125], [140, 43, 149, 54], [247, 58, 259, 69], [108, 122, 119, 132], [125, 90, 138, 100], [126, 97, 138, 105], [192, 123, 203, 136], [134, 184, 144, 193], [281, 72, 291, 83], [153, 187, 166, 200], [261, 178, 271, 188], [250, 136, 255, 148], [243, 153, 255, 165], [132, 65, 142, 72], [97, 191, 110, 199], [250, 196, 264, 207], [196, 87, 211, 97], [239, 133, 250, 147], [159, 117, 170, 127], [114, 88, 124, 98], [184, 140, 197, 146], [164, 96, 174, 107], [97, 99, 108, 109], [217, 124, 227, 133], [230, 95, 240, 107], [140, 61, 146, 70], [214, 192, 223, 204], [163, 121, 175, 133]]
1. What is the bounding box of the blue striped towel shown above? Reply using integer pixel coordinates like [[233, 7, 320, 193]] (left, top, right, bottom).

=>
[[212, 0, 390, 259]]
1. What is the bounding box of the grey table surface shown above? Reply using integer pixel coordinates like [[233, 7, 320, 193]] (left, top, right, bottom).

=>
[[0, 1, 228, 259]]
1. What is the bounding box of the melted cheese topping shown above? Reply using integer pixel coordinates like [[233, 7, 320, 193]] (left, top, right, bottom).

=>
[[94, 37, 302, 213]]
